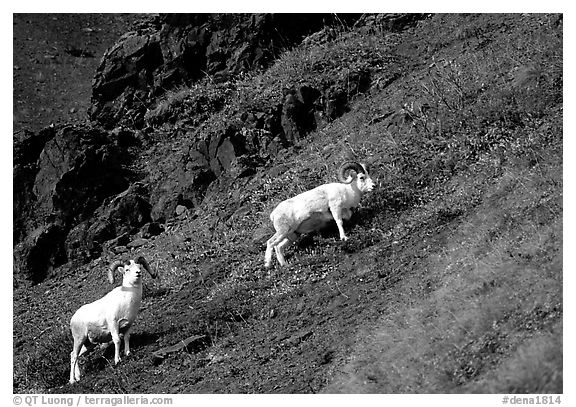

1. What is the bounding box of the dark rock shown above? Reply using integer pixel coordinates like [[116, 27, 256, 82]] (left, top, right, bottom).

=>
[[149, 146, 216, 223], [140, 222, 164, 238], [216, 138, 237, 173], [238, 127, 275, 157], [89, 13, 362, 129], [105, 232, 131, 250], [113, 246, 129, 254], [110, 126, 139, 147], [64, 183, 152, 262], [324, 70, 371, 120], [32, 125, 129, 225], [266, 137, 283, 157], [13, 126, 58, 243], [90, 28, 164, 129], [175, 205, 188, 216], [13, 126, 57, 167], [127, 238, 148, 248], [150, 166, 216, 222], [280, 85, 322, 144], [65, 222, 98, 261], [151, 334, 206, 363], [281, 93, 304, 145], [14, 223, 67, 283], [13, 124, 135, 280]]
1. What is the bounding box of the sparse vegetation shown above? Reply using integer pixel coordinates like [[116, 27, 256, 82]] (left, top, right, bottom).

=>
[[13, 13, 562, 394]]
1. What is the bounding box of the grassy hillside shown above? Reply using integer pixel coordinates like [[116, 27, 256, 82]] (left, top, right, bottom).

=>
[[13, 13, 562, 394]]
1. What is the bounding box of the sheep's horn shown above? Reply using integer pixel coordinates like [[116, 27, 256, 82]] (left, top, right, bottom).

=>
[[360, 162, 370, 174], [136, 256, 157, 279], [108, 261, 124, 284], [337, 161, 366, 183]]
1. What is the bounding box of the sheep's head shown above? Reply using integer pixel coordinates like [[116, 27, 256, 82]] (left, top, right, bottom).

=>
[[108, 257, 157, 285], [338, 161, 375, 193]]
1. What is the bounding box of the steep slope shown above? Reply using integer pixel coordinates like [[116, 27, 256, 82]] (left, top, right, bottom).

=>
[[13, 13, 562, 394]]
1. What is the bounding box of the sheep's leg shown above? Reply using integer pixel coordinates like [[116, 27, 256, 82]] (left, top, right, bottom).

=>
[[274, 235, 294, 266], [329, 206, 348, 241], [265, 231, 288, 268], [110, 325, 122, 364], [70, 340, 95, 384], [69, 339, 84, 384], [264, 236, 276, 268], [123, 328, 132, 356]]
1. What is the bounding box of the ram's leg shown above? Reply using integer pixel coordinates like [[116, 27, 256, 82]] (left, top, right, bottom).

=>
[[265, 231, 288, 268], [123, 328, 132, 356], [70, 339, 84, 384], [274, 233, 296, 266], [264, 235, 276, 268], [329, 206, 348, 241], [111, 325, 122, 364]]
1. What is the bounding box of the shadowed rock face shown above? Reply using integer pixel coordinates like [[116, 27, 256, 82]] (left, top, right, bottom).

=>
[[64, 182, 153, 262], [13, 124, 133, 282], [33, 126, 128, 222], [89, 13, 363, 129]]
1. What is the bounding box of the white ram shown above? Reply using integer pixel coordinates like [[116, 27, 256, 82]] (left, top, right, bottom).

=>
[[69, 257, 157, 384], [265, 161, 375, 268]]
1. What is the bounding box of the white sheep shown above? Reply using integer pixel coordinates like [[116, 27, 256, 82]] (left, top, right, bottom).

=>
[[69, 257, 157, 384], [265, 161, 375, 268]]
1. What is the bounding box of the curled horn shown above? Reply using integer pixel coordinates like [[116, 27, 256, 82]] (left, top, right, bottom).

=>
[[136, 256, 157, 279], [337, 161, 366, 184], [108, 261, 124, 284], [360, 162, 370, 174]]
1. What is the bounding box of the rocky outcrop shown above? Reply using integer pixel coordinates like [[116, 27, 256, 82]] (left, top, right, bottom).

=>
[[13, 124, 134, 282], [13, 222, 67, 283], [32, 125, 129, 224], [13, 126, 58, 243], [89, 13, 362, 129], [65, 183, 152, 261], [280, 86, 322, 144], [148, 135, 217, 222]]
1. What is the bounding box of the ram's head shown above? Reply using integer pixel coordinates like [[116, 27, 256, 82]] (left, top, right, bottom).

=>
[[338, 161, 375, 193], [107, 257, 157, 284]]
